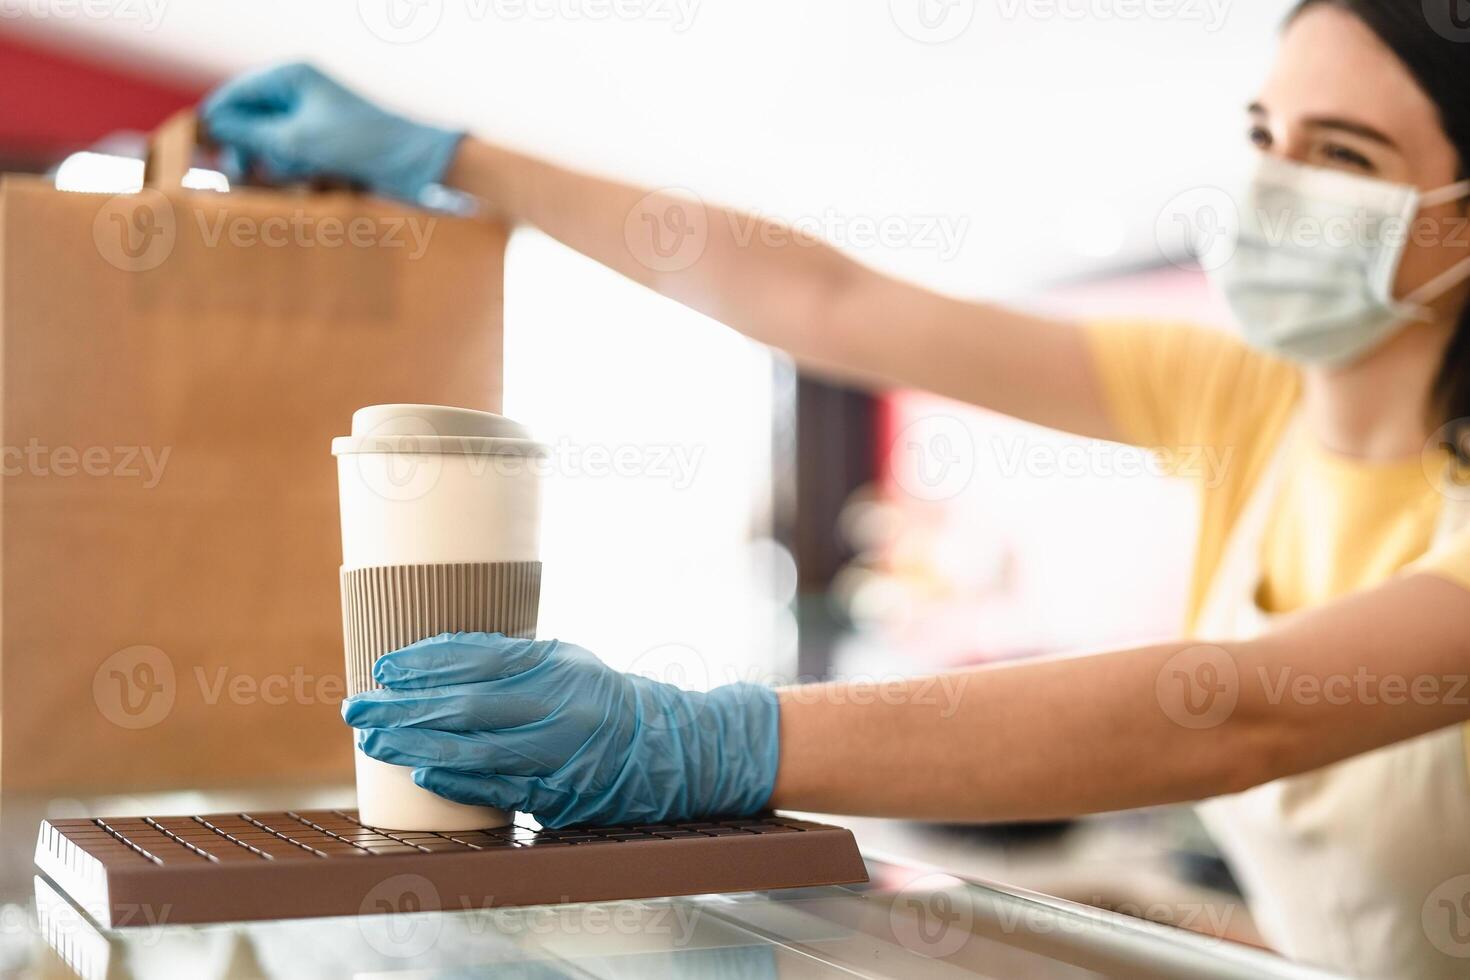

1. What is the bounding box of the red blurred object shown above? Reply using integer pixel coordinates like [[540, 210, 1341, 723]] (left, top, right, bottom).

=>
[[0, 31, 210, 164], [875, 264, 1227, 497]]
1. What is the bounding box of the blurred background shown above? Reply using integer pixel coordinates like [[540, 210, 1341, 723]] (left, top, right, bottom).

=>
[[2, 0, 1297, 944], [1, 0, 1294, 685]]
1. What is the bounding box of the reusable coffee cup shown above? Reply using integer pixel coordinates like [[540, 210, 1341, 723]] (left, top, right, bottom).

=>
[[333, 404, 546, 831]]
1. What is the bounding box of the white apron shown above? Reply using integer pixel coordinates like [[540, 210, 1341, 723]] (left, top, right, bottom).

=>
[[1194, 419, 1470, 979]]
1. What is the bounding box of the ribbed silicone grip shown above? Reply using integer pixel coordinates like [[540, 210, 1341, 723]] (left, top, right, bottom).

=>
[[340, 562, 542, 696]]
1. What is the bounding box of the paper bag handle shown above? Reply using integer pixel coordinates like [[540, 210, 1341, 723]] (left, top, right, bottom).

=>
[[137, 110, 365, 196], [143, 110, 200, 190]]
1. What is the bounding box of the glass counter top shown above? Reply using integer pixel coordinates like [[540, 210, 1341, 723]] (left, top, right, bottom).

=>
[[19, 854, 1343, 979], [2, 791, 1339, 979]]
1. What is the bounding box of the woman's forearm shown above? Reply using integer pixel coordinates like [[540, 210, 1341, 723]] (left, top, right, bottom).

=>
[[446, 138, 857, 356], [769, 576, 1470, 823], [444, 138, 1115, 438], [769, 643, 1274, 822]]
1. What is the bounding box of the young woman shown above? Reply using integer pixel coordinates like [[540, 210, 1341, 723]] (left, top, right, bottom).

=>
[[206, 2, 1470, 974]]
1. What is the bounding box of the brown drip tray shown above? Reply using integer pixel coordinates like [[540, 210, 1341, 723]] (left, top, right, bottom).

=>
[[35, 809, 869, 928]]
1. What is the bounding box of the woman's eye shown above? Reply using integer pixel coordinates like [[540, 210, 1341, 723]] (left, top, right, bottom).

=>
[[1248, 126, 1272, 149], [1322, 143, 1375, 172]]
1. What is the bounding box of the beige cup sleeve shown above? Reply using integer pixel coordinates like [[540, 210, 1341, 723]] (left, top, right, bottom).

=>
[[340, 562, 542, 696]]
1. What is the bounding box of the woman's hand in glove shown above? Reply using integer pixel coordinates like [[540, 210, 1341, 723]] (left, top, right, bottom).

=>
[[202, 62, 464, 205], [342, 633, 780, 829]]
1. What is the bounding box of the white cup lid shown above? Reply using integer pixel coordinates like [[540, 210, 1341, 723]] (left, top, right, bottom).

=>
[[332, 404, 546, 457]]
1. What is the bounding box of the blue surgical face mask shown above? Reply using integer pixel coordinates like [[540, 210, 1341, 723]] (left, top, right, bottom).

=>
[[1204, 154, 1470, 367]]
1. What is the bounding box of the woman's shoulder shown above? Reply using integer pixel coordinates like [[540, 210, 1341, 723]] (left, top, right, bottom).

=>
[[1082, 318, 1301, 453], [1085, 318, 1298, 382]]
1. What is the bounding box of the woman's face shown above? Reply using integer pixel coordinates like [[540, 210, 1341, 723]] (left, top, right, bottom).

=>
[[1254, 5, 1469, 316]]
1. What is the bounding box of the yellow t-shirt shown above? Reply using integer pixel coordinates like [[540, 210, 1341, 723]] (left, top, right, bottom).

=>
[[1083, 320, 1470, 634]]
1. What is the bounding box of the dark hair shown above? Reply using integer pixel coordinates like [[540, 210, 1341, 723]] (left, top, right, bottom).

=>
[[1289, 0, 1470, 450]]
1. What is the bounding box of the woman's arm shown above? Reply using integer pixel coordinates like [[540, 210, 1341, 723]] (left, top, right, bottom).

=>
[[202, 63, 1117, 438], [343, 572, 1470, 829], [446, 139, 1116, 440], [772, 572, 1470, 821]]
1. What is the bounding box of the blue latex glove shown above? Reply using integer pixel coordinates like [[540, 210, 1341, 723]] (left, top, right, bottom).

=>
[[341, 633, 781, 829], [200, 62, 464, 205]]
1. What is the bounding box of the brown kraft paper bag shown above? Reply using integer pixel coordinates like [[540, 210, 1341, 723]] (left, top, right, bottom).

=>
[[0, 112, 508, 793]]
